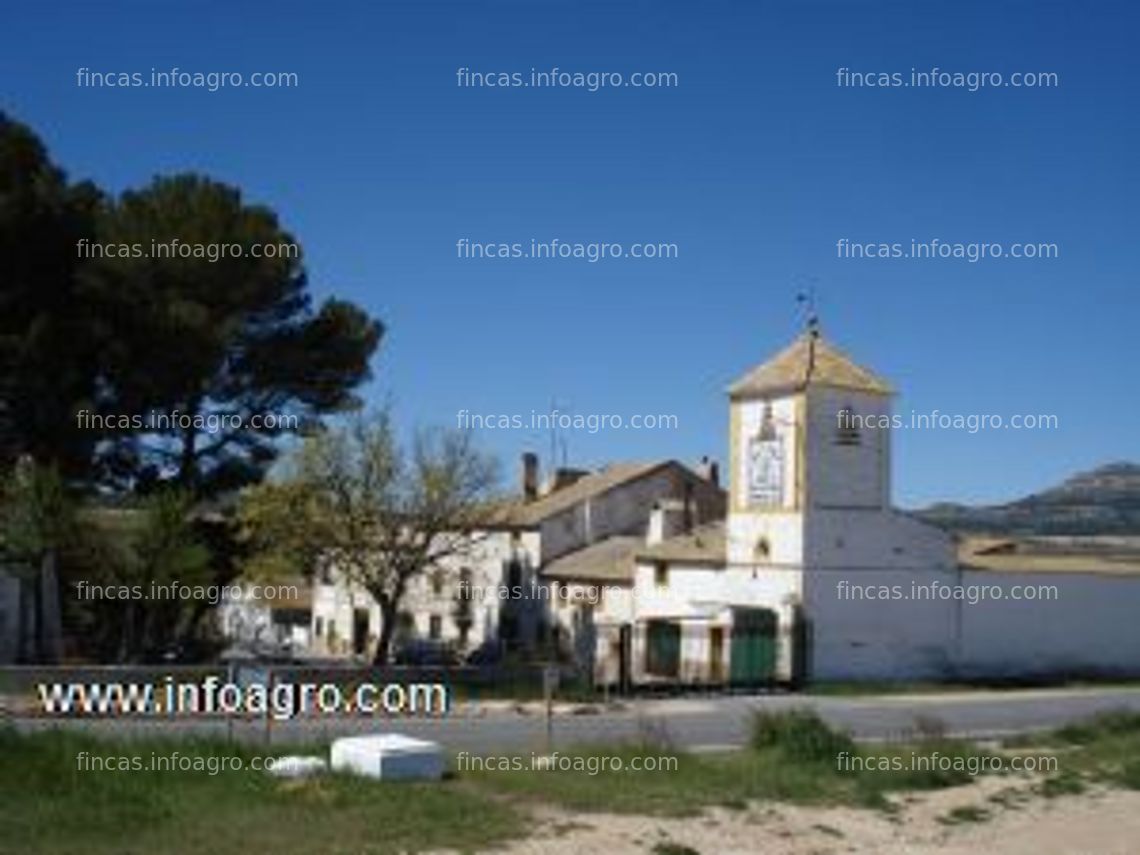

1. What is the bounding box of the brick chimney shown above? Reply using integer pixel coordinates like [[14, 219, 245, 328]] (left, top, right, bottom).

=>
[[521, 452, 539, 502]]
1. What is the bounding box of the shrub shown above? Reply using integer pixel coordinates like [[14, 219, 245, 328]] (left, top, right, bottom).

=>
[[751, 710, 855, 763], [1054, 710, 1140, 745]]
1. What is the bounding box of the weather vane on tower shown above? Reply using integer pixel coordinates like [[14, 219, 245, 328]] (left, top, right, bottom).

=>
[[795, 282, 820, 338]]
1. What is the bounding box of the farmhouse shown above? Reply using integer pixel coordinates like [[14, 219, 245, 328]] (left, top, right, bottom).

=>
[[573, 330, 1140, 685], [309, 458, 725, 660], [311, 328, 1140, 684]]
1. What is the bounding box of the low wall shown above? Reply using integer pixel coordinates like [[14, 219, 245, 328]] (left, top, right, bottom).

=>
[[954, 570, 1140, 679]]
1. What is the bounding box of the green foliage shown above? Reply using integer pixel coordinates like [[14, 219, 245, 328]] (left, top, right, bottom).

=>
[[1027, 708, 1140, 793], [237, 409, 499, 662], [64, 492, 215, 662], [0, 460, 76, 566], [88, 173, 383, 496], [750, 710, 856, 763], [0, 728, 525, 854], [1052, 710, 1140, 745], [1118, 758, 1140, 789], [1037, 771, 1086, 798], [2, 112, 382, 498], [0, 114, 103, 481]]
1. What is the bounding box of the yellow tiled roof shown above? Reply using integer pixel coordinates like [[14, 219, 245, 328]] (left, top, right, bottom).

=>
[[958, 537, 1140, 575], [490, 461, 675, 527], [635, 521, 726, 564], [728, 333, 893, 399], [540, 535, 642, 582]]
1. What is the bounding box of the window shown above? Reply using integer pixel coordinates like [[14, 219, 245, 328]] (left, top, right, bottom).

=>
[[507, 559, 522, 594], [396, 611, 415, 643], [754, 537, 771, 560], [835, 404, 861, 445], [431, 570, 445, 597], [653, 561, 669, 588], [315, 616, 324, 637], [429, 615, 442, 640]]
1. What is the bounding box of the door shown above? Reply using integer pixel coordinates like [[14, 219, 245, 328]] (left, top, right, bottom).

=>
[[645, 620, 681, 678], [618, 624, 632, 692], [352, 608, 370, 656], [729, 608, 777, 684], [709, 626, 725, 683]]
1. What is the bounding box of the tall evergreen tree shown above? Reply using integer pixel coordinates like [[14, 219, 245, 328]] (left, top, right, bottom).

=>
[[89, 174, 382, 496], [0, 113, 103, 482], [2, 113, 383, 496]]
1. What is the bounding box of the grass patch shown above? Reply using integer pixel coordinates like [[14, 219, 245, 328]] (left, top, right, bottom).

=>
[[751, 709, 855, 762], [1051, 711, 1140, 745], [8, 707, 1139, 851], [466, 711, 1001, 816], [1013, 708, 1140, 794], [1037, 771, 1086, 798], [0, 727, 524, 854]]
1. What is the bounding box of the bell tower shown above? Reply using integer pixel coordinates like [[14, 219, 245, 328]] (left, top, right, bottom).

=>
[[726, 324, 893, 570]]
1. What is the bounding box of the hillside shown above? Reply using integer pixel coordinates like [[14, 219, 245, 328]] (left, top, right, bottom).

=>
[[914, 462, 1140, 535]]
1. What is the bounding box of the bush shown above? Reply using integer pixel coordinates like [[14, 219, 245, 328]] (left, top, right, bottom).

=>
[[751, 710, 855, 763], [1118, 758, 1140, 790], [1054, 710, 1140, 744]]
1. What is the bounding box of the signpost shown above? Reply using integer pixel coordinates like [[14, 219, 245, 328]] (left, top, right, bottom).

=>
[[542, 664, 560, 753]]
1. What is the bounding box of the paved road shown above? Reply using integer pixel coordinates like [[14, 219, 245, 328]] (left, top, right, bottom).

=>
[[11, 687, 1140, 755]]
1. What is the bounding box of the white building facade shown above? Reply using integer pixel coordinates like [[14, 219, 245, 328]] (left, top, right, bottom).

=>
[[309, 460, 724, 663], [623, 330, 1140, 685], [311, 330, 1140, 684]]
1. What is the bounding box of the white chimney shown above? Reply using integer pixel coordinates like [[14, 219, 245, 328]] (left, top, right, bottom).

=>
[[647, 499, 687, 546]]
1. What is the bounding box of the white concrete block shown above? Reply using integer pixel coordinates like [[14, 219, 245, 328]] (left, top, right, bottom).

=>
[[330, 734, 445, 781]]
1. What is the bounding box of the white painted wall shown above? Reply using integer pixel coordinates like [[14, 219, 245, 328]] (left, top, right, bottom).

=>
[[310, 529, 542, 658], [955, 569, 1140, 678], [539, 467, 722, 563], [805, 386, 890, 510], [802, 566, 959, 680], [633, 561, 797, 621]]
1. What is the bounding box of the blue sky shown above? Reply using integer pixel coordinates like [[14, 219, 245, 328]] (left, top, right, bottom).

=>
[[2, 1, 1136, 507]]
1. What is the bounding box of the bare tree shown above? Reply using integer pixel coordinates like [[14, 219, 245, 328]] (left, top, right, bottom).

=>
[[239, 410, 499, 664]]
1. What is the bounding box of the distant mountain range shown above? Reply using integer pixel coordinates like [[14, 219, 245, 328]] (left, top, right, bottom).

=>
[[913, 462, 1140, 535]]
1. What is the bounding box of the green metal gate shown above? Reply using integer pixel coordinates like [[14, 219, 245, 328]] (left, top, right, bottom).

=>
[[645, 620, 681, 678], [729, 608, 778, 684]]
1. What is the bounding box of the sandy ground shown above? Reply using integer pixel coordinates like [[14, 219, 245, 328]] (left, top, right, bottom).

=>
[[479, 777, 1140, 855]]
